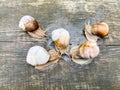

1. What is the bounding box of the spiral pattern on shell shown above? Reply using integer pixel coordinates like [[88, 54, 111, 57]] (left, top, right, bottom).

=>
[[92, 22, 109, 37], [78, 41, 100, 59], [19, 15, 39, 32]]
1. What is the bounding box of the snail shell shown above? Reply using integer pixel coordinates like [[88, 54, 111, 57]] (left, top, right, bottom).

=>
[[52, 28, 70, 54], [92, 22, 109, 38], [19, 15, 39, 32], [19, 15, 46, 38], [26, 46, 50, 66], [85, 22, 109, 42], [70, 41, 100, 65], [78, 41, 100, 59]]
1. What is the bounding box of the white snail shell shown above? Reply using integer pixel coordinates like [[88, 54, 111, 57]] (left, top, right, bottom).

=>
[[78, 41, 100, 59], [19, 15, 39, 32], [70, 41, 100, 65], [52, 28, 70, 54], [26, 46, 50, 66], [19, 15, 46, 38]]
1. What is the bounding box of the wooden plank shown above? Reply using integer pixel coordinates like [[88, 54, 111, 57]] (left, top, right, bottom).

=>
[[0, 0, 120, 90], [0, 0, 119, 45], [0, 31, 47, 42], [0, 42, 120, 90]]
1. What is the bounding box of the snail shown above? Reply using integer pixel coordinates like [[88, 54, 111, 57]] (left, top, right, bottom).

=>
[[19, 15, 46, 38], [48, 50, 60, 61], [92, 22, 109, 38], [85, 22, 109, 42], [70, 41, 100, 65], [51, 28, 70, 55], [26, 46, 60, 70]]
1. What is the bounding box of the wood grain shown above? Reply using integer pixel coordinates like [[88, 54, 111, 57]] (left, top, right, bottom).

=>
[[0, 0, 120, 90]]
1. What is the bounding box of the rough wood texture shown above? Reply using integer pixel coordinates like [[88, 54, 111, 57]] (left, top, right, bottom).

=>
[[0, 0, 120, 90]]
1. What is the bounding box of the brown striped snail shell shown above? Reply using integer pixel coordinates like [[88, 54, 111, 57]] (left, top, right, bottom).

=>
[[92, 22, 109, 38], [52, 28, 70, 55], [19, 15, 46, 38], [78, 41, 100, 59], [85, 22, 109, 42], [70, 41, 100, 65]]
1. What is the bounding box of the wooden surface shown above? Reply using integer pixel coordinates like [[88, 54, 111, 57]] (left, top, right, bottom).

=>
[[0, 0, 120, 90]]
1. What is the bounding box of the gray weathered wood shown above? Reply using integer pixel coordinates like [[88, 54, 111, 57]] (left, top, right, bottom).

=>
[[0, 0, 120, 90]]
